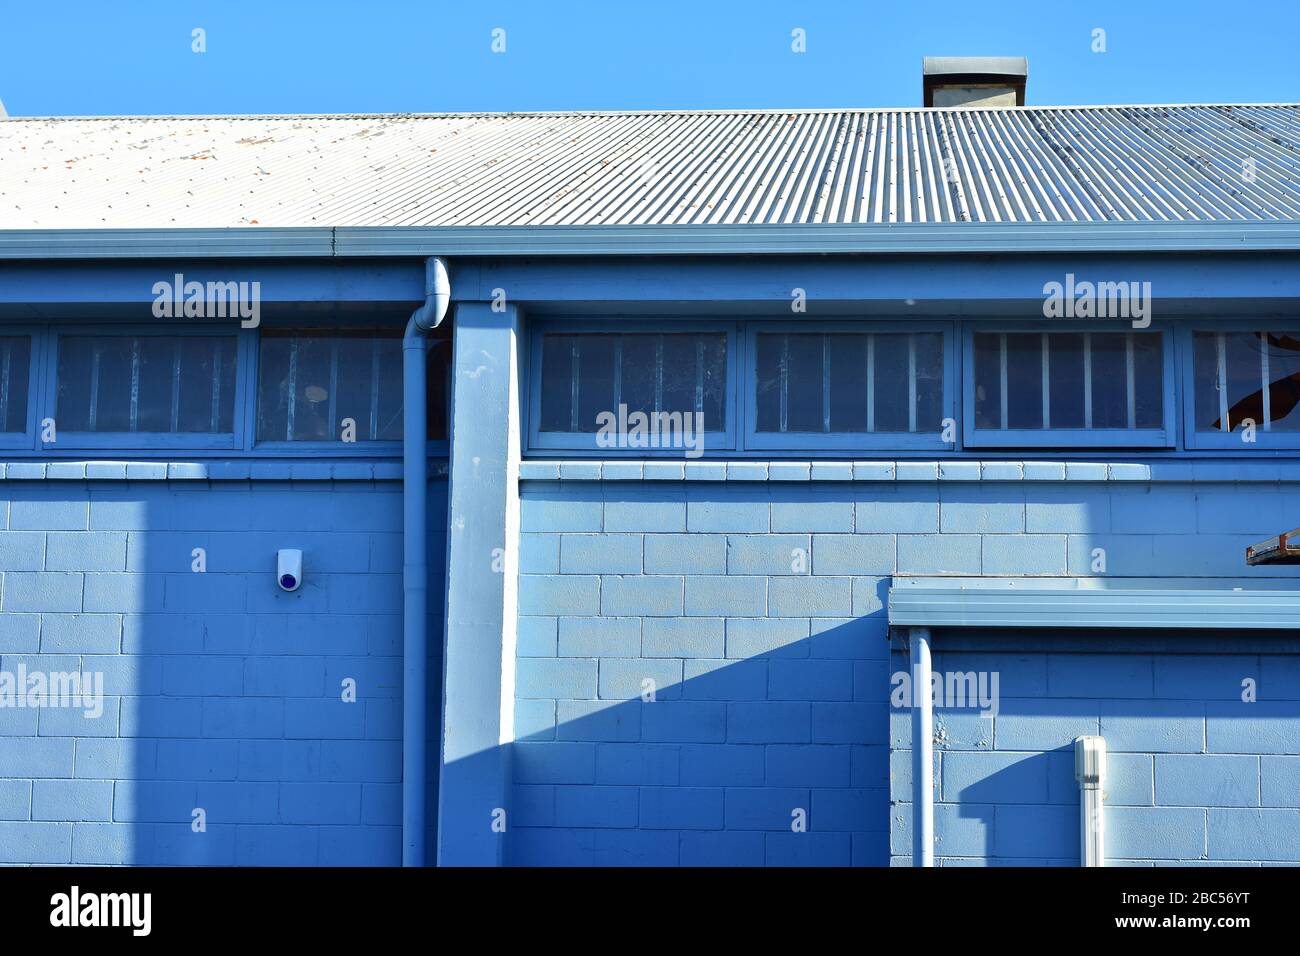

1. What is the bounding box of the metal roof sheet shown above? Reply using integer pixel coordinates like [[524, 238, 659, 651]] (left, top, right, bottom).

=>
[[1, 105, 1298, 229]]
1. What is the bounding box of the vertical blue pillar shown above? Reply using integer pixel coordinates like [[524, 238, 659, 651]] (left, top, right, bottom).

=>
[[437, 302, 521, 866]]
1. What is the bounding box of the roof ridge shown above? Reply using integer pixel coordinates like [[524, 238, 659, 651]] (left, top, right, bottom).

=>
[[3, 103, 1300, 122]]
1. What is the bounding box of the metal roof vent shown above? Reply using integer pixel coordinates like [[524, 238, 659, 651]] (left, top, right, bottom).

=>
[[923, 56, 1027, 108]]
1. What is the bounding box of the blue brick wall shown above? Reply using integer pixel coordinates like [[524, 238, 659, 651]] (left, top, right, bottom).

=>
[[889, 647, 1300, 865], [515, 477, 1300, 867], [0, 478, 445, 866]]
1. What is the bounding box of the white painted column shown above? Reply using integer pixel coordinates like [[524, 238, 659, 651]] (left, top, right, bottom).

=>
[[437, 302, 521, 866]]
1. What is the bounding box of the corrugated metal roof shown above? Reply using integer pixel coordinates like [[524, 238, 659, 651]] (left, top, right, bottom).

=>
[[2, 105, 1298, 229]]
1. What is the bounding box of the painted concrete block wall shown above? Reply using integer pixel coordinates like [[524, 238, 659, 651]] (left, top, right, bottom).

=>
[[514, 477, 1300, 866], [0, 477, 446, 866], [888, 647, 1300, 866]]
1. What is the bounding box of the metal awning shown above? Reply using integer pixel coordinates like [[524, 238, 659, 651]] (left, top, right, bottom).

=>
[[888, 577, 1300, 630], [1247, 528, 1300, 566]]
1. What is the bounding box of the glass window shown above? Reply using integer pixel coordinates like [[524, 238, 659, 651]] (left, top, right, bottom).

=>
[[538, 331, 727, 434], [972, 330, 1164, 432], [1192, 331, 1300, 435], [755, 331, 943, 434], [256, 328, 448, 443], [0, 337, 31, 433], [56, 334, 236, 434]]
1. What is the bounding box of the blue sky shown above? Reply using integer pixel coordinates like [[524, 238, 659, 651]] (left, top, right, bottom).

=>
[[0, 0, 1295, 116]]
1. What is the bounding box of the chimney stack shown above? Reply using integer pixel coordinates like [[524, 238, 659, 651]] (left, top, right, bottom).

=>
[[922, 56, 1027, 108]]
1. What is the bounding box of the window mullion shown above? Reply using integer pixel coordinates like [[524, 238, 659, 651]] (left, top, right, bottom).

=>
[[694, 337, 704, 420], [866, 334, 875, 433], [88, 343, 101, 432], [1041, 332, 1051, 429], [327, 338, 339, 440], [369, 337, 381, 441], [129, 337, 141, 433], [569, 338, 579, 432], [779, 334, 789, 434], [654, 336, 664, 414], [286, 335, 299, 441], [907, 334, 917, 433], [1216, 332, 1229, 432], [0, 341, 10, 430], [1083, 333, 1093, 429], [1125, 333, 1137, 429], [998, 333, 1008, 430], [1262, 334, 1272, 432], [822, 335, 832, 434], [170, 340, 182, 433], [613, 337, 624, 410], [210, 339, 222, 433]]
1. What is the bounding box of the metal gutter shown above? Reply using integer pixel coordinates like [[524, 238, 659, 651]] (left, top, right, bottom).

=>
[[888, 577, 1300, 630], [2, 222, 1300, 260]]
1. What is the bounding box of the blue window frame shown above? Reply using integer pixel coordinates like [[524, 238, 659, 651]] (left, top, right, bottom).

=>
[[528, 321, 737, 453], [0, 332, 37, 450], [963, 324, 1175, 448], [745, 322, 955, 451], [1182, 324, 1300, 450], [253, 325, 451, 451], [42, 327, 247, 451]]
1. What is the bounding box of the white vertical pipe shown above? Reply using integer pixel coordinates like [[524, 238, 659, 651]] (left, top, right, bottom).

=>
[[1075, 735, 1107, 867], [911, 626, 933, 867]]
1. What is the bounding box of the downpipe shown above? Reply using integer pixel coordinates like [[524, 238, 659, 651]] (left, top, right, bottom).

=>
[[403, 256, 450, 866], [910, 627, 933, 867], [1075, 735, 1107, 867]]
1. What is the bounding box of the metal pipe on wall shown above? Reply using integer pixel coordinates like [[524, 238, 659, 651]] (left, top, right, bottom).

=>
[[402, 257, 450, 867], [910, 626, 934, 867]]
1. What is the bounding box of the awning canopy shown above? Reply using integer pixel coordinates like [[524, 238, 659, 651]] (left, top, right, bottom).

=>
[[888, 577, 1300, 630]]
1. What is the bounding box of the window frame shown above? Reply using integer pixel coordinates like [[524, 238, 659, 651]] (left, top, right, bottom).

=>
[[40, 324, 250, 452], [1180, 322, 1300, 451], [250, 325, 449, 455], [526, 319, 739, 454], [961, 321, 1177, 449], [0, 328, 41, 450], [743, 320, 957, 452]]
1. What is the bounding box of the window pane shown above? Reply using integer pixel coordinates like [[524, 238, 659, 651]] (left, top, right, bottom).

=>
[[57, 335, 236, 434], [973, 333, 1002, 429], [1193, 330, 1300, 435], [1266, 333, 1300, 432], [1005, 333, 1043, 429], [1221, 331, 1261, 434], [755, 330, 942, 435], [700, 335, 727, 433], [1047, 333, 1085, 429], [0, 337, 31, 433], [1090, 334, 1129, 429], [257, 328, 444, 442], [914, 333, 944, 433], [539, 334, 576, 432], [539, 330, 728, 435], [827, 334, 869, 433], [785, 334, 824, 432], [974, 330, 1163, 433], [1133, 333, 1163, 428], [872, 334, 910, 432], [755, 334, 783, 433], [1192, 332, 1222, 432]]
